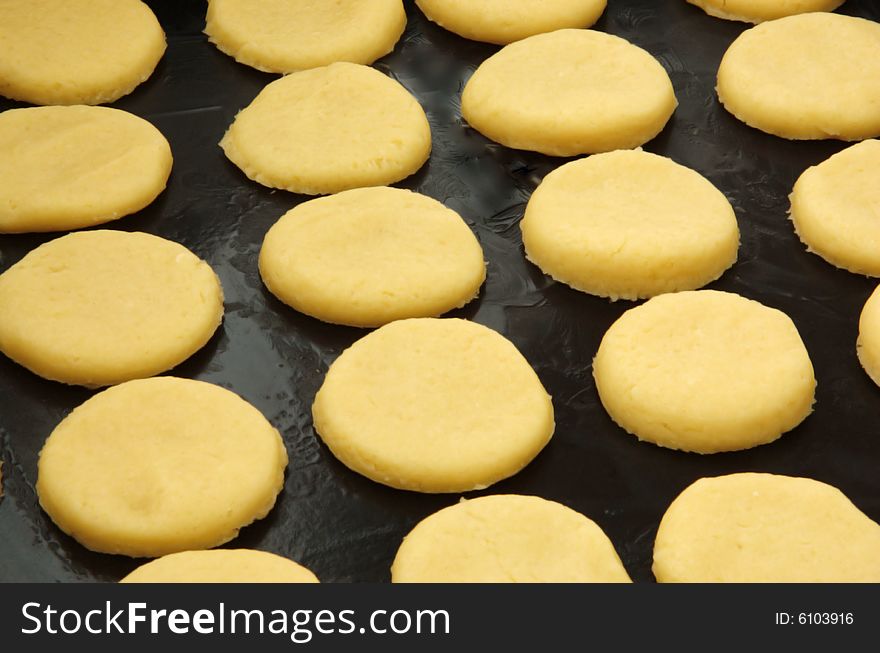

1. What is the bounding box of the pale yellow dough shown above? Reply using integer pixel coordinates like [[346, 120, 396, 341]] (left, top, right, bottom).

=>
[[461, 29, 677, 156], [654, 473, 880, 582], [857, 285, 880, 387], [391, 495, 630, 582], [260, 187, 486, 327], [521, 150, 739, 300], [37, 377, 288, 557], [120, 549, 318, 583], [790, 140, 880, 276], [0, 106, 172, 233], [0, 231, 223, 387], [0, 0, 165, 105], [221, 62, 431, 195], [205, 0, 406, 73], [687, 0, 844, 23], [717, 13, 880, 140], [593, 290, 816, 453], [416, 0, 606, 44], [312, 318, 554, 493]]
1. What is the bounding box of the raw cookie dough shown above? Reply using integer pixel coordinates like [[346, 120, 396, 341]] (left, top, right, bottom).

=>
[[120, 549, 319, 583], [521, 150, 739, 300], [205, 0, 406, 73], [0, 231, 223, 387], [593, 290, 815, 453], [461, 29, 677, 156], [0, 0, 165, 105], [790, 140, 880, 276], [857, 285, 880, 387], [687, 0, 845, 23], [259, 187, 486, 327], [415, 0, 606, 45], [391, 495, 631, 582], [717, 13, 880, 140], [312, 318, 554, 492], [37, 377, 288, 557], [653, 473, 880, 582], [221, 62, 431, 195], [0, 106, 172, 233]]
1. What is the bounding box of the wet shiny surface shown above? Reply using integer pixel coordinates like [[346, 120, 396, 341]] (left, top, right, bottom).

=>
[[1, 0, 879, 582]]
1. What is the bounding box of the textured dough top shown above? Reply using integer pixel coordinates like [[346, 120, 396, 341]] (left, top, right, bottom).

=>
[[259, 187, 486, 326], [0, 230, 223, 387], [205, 0, 406, 72], [593, 290, 816, 452], [37, 377, 288, 557], [121, 549, 319, 583], [415, 0, 606, 44], [521, 150, 739, 299], [653, 473, 880, 582], [461, 29, 677, 156], [220, 62, 432, 194], [392, 495, 631, 582], [688, 0, 845, 23], [790, 140, 880, 276], [0, 106, 172, 233], [717, 13, 880, 140], [0, 0, 166, 105], [312, 318, 554, 493]]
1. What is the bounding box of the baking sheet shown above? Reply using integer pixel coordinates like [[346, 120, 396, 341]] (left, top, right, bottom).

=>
[[1, 0, 879, 582]]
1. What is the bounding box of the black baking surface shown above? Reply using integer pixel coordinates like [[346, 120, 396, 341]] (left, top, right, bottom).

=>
[[2, 0, 880, 583]]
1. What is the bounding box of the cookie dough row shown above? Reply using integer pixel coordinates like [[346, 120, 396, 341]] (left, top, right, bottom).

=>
[[112, 477, 880, 583]]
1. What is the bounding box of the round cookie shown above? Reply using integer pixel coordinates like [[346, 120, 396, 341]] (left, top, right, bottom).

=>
[[0, 231, 223, 387], [653, 473, 880, 582], [205, 0, 406, 73], [687, 0, 845, 23], [312, 318, 554, 493], [0, 0, 165, 105], [0, 106, 172, 233], [37, 377, 288, 557], [857, 284, 880, 388], [120, 549, 318, 583], [717, 13, 880, 140], [416, 0, 607, 45], [260, 187, 486, 327], [790, 140, 880, 276], [461, 29, 677, 156], [220, 62, 431, 195], [521, 150, 739, 300], [593, 290, 816, 453], [391, 495, 631, 582]]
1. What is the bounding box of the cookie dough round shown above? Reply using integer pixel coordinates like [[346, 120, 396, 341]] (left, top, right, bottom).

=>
[[312, 318, 554, 493], [392, 495, 630, 582], [37, 377, 288, 557], [416, 0, 606, 45], [593, 290, 816, 453], [120, 549, 318, 583], [653, 473, 880, 582], [0, 106, 172, 234], [687, 0, 845, 23], [790, 140, 880, 276], [521, 150, 739, 300], [0, 231, 223, 387], [717, 13, 880, 140], [461, 29, 677, 156], [221, 62, 431, 195], [0, 0, 165, 105], [857, 285, 880, 387], [205, 0, 406, 73], [260, 187, 486, 327]]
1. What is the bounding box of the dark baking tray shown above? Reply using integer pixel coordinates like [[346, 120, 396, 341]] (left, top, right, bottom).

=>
[[2, 0, 879, 582]]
